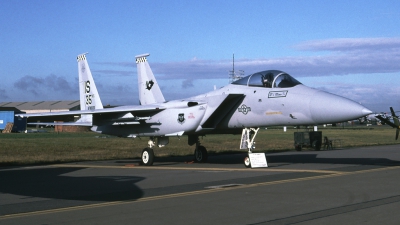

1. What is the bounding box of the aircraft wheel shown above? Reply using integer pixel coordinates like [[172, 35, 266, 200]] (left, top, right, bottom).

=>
[[141, 148, 154, 166], [194, 145, 208, 163], [244, 156, 251, 168]]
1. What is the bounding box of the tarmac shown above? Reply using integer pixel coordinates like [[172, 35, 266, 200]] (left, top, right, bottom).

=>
[[1, 144, 400, 224]]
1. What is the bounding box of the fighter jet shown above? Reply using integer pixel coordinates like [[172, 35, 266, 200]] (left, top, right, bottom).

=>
[[18, 53, 372, 167], [359, 112, 390, 125], [376, 107, 400, 140]]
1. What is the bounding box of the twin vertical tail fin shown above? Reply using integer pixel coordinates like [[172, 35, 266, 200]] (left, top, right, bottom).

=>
[[76, 53, 103, 123], [136, 53, 165, 105]]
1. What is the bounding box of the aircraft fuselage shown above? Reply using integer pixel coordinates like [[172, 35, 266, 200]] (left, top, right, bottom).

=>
[[92, 83, 369, 137]]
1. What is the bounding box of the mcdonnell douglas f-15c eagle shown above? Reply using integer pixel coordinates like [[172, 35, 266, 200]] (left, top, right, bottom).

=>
[[18, 53, 372, 167]]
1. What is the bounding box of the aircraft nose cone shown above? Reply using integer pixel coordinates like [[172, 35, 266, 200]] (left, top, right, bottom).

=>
[[362, 108, 373, 115], [310, 91, 372, 124]]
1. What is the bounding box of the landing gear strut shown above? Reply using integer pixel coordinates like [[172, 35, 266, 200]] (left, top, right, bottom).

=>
[[240, 128, 260, 168]]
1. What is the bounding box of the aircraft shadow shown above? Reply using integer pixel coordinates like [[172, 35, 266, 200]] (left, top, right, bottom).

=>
[[205, 146, 400, 166], [264, 153, 400, 166], [0, 167, 144, 202], [129, 150, 400, 167]]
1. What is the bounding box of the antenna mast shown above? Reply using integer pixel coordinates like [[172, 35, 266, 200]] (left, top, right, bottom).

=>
[[229, 53, 244, 83]]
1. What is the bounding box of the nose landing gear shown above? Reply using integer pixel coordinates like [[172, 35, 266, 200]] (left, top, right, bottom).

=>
[[240, 128, 260, 168]]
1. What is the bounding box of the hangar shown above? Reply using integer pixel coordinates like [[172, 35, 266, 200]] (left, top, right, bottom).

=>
[[0, 100, 80, 114], [0, 101, 86, 132]]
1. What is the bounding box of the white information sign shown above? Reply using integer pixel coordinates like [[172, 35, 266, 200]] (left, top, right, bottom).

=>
[[249, 153, 268, 168], [0, 120, 3, 124]]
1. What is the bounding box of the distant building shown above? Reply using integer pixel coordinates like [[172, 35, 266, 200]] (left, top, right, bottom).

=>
[[0, 101, 86, 132], [0, 107, 27, 132], [0, 101, 80, 114]]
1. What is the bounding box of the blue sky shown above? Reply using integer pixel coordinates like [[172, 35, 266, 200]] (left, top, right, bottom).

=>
[[1, 0, 400, 112]]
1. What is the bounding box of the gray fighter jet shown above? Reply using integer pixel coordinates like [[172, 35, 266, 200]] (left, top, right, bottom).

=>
[[375, 107, 400, 140], [18, 53, 372, 166]]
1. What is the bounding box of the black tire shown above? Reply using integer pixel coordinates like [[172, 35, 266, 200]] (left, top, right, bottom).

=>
[[194, 146, 208, 163], [295, 144, 302, 151], [244, 156, 251, 168], [141, 148, 154, 166]]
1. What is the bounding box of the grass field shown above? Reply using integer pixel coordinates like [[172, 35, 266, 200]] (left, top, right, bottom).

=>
[[1, 125, 399, 166]]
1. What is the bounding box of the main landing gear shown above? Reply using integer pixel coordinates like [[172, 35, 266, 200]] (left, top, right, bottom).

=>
[[140, 129, 260, 167], [141, 136, 208, 166], [141, 148, 154, 166], [141, 138, 156, 166], [140, 136, 170, 166], [190, 135, 208, 163], [241, 128, 260, 168], [194, 144, 208, 163]]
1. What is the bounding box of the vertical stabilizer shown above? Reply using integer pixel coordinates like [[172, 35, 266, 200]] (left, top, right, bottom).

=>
[[136, 53, 165, 105], [76, 53, 103, 124], [77, 53, 104, 110]]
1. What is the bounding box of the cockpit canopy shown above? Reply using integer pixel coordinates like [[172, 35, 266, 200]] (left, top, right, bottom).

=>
[[232, 70, 301, 88]]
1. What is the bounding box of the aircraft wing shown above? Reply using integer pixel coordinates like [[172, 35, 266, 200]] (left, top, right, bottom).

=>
[[18, 105, 166, 127], [17, 105, 166, 118], [27, 121, 94, 126]]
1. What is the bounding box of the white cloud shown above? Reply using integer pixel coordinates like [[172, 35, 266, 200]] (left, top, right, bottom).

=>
[[93, 69, 133, 77], [97, 38, 398, 81], [14, 74, 75, 96], [181, 79, 194, 88], [294, 37, 400, 52], [178, 38, 400, 77], [314, 81, 400, 112]]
